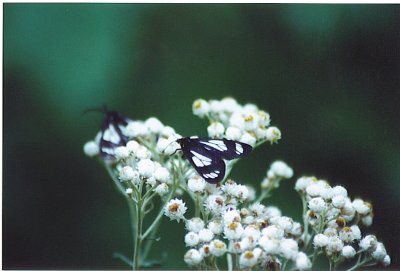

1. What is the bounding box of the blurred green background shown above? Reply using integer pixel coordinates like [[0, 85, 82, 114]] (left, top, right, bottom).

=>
[[3, 4, 400, 269]]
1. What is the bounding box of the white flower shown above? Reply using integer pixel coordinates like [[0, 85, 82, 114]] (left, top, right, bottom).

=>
[[223, 182, 249, 200], [188, 175, 206, 193], [223, 209, 241, 224], [361, 215, 373, 227], [332, 195, 347, 208], [145, 117, 164, 134], [326, 236, 344, 253], [279, 238, 299, 260], [119, 166, 138, 182], [274, 216, 294, 233], [137, 159, 155, 178], [371, 242, 387, 261], [383, 255, 391, 266], [258, 236, 280, 254], [154, 183, 169, 196], [306, 182, 323, 197], [352, 199, 371, 215], [295, 252, 312, 270], [192, 99, 210, 118], [207, 122, 225, 138], [339, 227, 356, 243], [243, 225, 261, 240], [295, 176, 315, 192], [186, 217, 205, 233], [126, 140, 140, 153], [164, 198, 187, 222], [223, 222, 244, 240], [270, 161, 293, 179], [265, 206, 282, 218], [243, 112, 259, 131], [257, 110, 270, 127], [262, 225, 284, 240], [240, 132, 256, 146], [341, 199, 356, 221], [114, 146, 130, 159], [135, 145, 151, 160], [239, 236, 257, 251], [83, 141, 99, 157], [341, 245, 356, 258], [266, 126, 281, 143], [289, 222, 303, 236], [313, 233, 329, 248], [225, 126, 242, 141], [239, 248, 262, 268], [208, 220, 223, 235], [185, 232, 200, 247], [229, 112, 245, 130], [209, 100, 223, 114], [161, 126, 176, 137], [184, 249, 203, 266], [125, 121, 149, 137], [350, 225, 361, 240], [199, 243, 211, 257], [308, 197, 327, 213], [153, 167, 170, 183], [209, 239, 227, 257], [198, 228, 214, 243], [221, 97, 241, 112], [332, 185, 348, 197], [125, 188, 133, 195], [205, 195, 225, 214]]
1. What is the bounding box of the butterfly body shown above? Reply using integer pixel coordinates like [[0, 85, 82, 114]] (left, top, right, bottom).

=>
[[176, 137, 252, 183]]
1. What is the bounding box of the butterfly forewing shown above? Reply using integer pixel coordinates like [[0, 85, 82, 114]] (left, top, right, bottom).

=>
[[177, 137, 252, 183], [99, 110, 131, 160]]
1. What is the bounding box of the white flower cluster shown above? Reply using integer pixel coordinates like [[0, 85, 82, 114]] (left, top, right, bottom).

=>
[[192, 97, 281, 146], [167, 174, 312, 270], [261, 160, 294, 190], [296, 176, 390, 267]]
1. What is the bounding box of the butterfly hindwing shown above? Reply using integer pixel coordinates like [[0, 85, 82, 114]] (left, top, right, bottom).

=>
[[98, 110, 130, 160], [176, 137, 252, 183]]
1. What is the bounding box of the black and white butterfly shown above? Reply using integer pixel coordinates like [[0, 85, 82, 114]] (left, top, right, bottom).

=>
[[176, 137, 252, 183], [87, 106, 131, 160]]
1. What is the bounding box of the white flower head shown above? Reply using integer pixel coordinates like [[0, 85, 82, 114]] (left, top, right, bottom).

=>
[[295, 252, 312, 270], [192, 99, 210, 118], [240, 132, 256, 147], [332, 195, 347, 208], [243, 225, 261, 240], [119, 166, 137, 182], [184, 249, 203, 266], [361, 215, 373, 227], [186, 217, 205, 233], [137, 159, 155, 178], [308, 197, 327, 213], [262, 225, 284, 240], [383, 255, 391, 266], [114, 146, 130, 159], [125, 188, 133, 195], [205, 195, 225, 214], [223, 222, 244, 240], [332, 185, 348, 197], [198, 228, 214, 243], [225, 126, 242, 141], [154, 183, 169, 196], [209, 239, 227, 257], [313, 233, 329, 248], [208, 220, 223, 235], [188, 175, 206, 193], [258, 235, 280, 254], [339, 227, 356, 243], [126, 140, 140, 153], [153, 167, 170, 183], [341, 245, 356, 259], [135, 145, 152, 160], [270, 161, 293, 179], [326, 236, 344, 254], [184, 232, 200, 247], [295, 176, 315, 192], [125, 121, 149, 137], [145, 117, 164, 134], [223, 209, 241, 224], [266, 126, 281, 143], [83, 141, 99, 157], [207, 122, 225, 138], [164, 198, 187, 222], [371, 242, 387, 261], [239, 248, 262, 268], [279, 238, 299, 260], [352, 199, 371, 215]]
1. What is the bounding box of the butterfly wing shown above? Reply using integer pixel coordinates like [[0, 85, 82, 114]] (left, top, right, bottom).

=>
[[196, 138, 252, 160], [99, 111, 131, 160], [179, 139, 226, 183]]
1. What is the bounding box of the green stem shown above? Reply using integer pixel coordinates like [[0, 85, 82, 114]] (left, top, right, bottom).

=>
[[133, 201, 143, 270]]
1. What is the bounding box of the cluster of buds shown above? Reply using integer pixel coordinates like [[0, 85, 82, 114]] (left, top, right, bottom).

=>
[[192, 97, 281, 146], [296, 177, 390, 268]]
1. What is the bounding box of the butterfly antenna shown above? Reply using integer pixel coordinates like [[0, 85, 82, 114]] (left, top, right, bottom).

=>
[[164, 138, 181, 155], [81, 106, 108, 116]]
